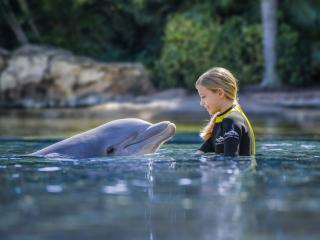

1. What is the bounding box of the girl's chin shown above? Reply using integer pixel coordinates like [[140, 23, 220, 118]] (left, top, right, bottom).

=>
[[205, 107, 217, 115], [208, 110, 218, 115], [208, 110, 215, 115]]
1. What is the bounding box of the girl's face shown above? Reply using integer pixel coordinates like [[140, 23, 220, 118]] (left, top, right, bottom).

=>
[[196, 85, 224, 115]]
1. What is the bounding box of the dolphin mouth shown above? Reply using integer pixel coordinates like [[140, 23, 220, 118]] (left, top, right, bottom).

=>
[[124, 121, 176, 150]]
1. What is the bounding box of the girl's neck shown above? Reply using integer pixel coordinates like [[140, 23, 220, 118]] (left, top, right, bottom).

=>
[[218, 99, 235, 114]]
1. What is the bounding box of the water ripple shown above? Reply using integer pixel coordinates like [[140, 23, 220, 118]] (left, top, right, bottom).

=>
[[38, 166, 61, 172]]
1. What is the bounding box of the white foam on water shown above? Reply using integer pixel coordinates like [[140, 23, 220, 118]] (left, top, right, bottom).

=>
[[46, 185, 63, 193], [12, 173, 20, 178], [263, 143, 292, 147], [301, 144, 315, 149], [102, 182, 128, 194], [178, 178, 192, 186], [38, 166, 61, 172], [269, 148, 283, 151]]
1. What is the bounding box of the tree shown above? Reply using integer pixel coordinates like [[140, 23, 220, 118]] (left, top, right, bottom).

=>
[[260, 0, 280, 87], [17, 0, 40, 38], [0, 0, 29, 45]]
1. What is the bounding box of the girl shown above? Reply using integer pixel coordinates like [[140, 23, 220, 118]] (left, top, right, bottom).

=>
[[195, 67, 255, 156]]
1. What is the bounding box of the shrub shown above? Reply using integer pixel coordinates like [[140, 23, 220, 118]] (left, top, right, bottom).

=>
[[212, 17, 263, 87], [154, 6, 220, 89], [156, 12, 264, 90], [277, 23, 312, 85], [155, 8, 311, 89]]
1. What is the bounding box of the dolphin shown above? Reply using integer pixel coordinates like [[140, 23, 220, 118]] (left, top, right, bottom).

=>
[[29, 118, 176, 158]]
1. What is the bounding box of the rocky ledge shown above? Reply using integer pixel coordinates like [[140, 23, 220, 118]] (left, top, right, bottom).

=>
[[0, 45, 154, 108]]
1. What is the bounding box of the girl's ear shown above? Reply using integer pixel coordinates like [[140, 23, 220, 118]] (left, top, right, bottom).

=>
[[217, 88, 225, 97]]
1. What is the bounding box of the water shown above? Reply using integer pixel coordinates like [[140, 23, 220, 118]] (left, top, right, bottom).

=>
[[1, 136, 320, 240]]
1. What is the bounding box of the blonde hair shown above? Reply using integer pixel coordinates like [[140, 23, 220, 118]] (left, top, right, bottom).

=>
[[196, 67, 239, 140]]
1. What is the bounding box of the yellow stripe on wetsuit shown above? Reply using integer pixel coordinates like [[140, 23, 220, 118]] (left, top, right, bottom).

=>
[[215, 104, 255, 155]]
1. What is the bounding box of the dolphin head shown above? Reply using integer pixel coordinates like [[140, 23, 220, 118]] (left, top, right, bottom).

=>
[[30, 118, 176, 158], [97, 118, 176, 156]]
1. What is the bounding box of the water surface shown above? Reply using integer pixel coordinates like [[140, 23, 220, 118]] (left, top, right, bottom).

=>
[[1, 137, 320, 240]]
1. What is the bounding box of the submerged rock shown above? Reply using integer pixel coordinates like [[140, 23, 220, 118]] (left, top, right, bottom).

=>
[[0, 45, 154, 108]]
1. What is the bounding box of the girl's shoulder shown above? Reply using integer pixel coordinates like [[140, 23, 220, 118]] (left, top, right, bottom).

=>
[[222, 111, 244, 123], [221, 111, 248, 131]]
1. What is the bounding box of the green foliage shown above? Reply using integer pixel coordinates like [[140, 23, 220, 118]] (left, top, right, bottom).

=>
[[36, 0, 108, 59], [212, 17, 263, 87], [154, 6, 219, 89], [0, 0, 318, 88], [277, 24, 312, 85], [281, 0, 320, 34], [156, 7, 314, 89], [156, 13, 263, 90], [2, 0, 184, 63]]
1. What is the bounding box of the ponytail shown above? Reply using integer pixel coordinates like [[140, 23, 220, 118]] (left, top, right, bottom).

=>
[[200, 112, 220, 140]]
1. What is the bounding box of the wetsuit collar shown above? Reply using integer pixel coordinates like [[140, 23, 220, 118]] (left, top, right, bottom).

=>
[[215, 104, 237, 123], [217, 104, 236, 117]]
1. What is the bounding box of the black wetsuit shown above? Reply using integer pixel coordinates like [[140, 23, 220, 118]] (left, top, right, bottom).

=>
[[199, 104, 255, 156]]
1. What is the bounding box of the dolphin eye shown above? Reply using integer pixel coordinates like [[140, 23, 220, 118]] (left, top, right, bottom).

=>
[[106, 146, 115, 155]]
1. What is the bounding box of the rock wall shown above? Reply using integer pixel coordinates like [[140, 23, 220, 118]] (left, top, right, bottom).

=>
[[0, 45, 154, 108]]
